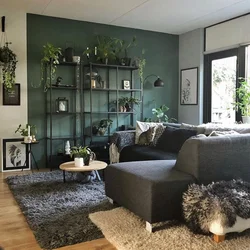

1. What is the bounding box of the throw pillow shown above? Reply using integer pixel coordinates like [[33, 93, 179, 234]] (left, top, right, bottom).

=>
[[135, 121, 162, 144], [152, 124, 166, 146], [208, 130, 239, 137], [156, 126, 197, 153], [138, 127, 156, 145], [180, 123, 205, 135]]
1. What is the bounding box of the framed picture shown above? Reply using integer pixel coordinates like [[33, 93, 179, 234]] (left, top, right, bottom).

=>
[[180, 67, 198, 105], [3, 83, 20, 106], [2, 138, 28, 171], [56, 97, 69, 112], [122, 80, 131, 90]]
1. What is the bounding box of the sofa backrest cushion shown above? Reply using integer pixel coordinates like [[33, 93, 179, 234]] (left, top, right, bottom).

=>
[[156, 126, 197, 153], [175, 134, 250, 184]]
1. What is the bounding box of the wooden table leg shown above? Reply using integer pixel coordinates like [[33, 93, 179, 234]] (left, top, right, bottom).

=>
[[214, 234, 225, 243]]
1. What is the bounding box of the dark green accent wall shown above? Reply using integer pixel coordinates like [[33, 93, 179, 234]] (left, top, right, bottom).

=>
[[27, 14, 179, 167]]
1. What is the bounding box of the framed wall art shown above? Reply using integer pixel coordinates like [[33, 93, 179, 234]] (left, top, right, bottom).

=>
[[3, 83, 21, 106], [180, 67, 198, 105], [122, 80, 131, 90], [2, 138, 28, 171]]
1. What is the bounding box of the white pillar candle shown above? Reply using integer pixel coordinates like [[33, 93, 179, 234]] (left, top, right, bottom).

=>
[[27, 125, 30, 136]]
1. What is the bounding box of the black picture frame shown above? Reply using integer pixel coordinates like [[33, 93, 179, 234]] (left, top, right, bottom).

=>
[[180, 67, 198, 105], [2, 138, 28, 171], [3, 83, 20, 106], [56, 97, 69, 112], [122, 80, 131, 90]]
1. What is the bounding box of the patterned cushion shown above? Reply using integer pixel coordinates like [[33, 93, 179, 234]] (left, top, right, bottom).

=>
[[152, 124, 166, 146]]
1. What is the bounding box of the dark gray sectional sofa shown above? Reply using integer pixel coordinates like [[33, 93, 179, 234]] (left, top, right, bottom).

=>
[[105, 132, 250, 231]]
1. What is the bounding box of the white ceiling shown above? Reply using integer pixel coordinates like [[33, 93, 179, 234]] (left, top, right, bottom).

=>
[[1, 0, 250, 34]]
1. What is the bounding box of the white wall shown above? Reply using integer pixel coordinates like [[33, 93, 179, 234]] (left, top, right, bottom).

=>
[[0, 10, 27, 171], [178, 28, 204, 125]]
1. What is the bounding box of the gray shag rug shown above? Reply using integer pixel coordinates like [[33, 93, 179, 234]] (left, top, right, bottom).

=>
[[183, 179, 250, 234], [6, 170, 113, 250]]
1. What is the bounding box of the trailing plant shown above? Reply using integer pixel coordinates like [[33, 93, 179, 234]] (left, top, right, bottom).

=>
[[0, 43, 17, 91], [41, 43, 62, 91], [15, 124, 37, 136], [136, 49, 146, 82], [233, 78, 250, 116], [70, 146, 92, 158]]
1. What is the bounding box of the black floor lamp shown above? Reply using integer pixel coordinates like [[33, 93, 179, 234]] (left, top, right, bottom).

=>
[[141, 74, 164, 119]]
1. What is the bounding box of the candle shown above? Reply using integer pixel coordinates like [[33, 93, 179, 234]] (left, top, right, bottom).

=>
[[27, 125, 30, 137], [86, 47, 89, 58], [94, 47, 97, 56]]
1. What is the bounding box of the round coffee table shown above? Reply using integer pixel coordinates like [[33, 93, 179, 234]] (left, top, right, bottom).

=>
[[59, 160, 107, 183]]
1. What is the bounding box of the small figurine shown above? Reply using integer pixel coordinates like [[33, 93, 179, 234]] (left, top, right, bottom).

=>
[[65, 140, 70, 155], [55, 76, 63, 86]]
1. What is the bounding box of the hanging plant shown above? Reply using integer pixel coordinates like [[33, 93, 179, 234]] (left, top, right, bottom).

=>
[[41, 43, 62, 92], [0, 43, 17, 91]]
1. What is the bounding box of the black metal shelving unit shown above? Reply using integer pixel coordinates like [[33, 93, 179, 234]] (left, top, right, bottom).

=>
[[45, 61, 83, 169], [82, 63, 143, 147]]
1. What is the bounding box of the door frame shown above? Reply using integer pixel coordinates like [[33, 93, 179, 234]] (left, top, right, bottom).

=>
[[203, 47, 245, 123]]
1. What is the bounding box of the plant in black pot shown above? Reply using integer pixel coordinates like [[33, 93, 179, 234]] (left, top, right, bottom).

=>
[[118, 36, 137, 66], [41, 43, 62, 92], [98, 118, 113, 135], [0, 42, 18, 91], [95, 35, 117, 65]]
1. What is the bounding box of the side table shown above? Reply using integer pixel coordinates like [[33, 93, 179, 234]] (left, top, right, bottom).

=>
[[21, 141, 39, 171]]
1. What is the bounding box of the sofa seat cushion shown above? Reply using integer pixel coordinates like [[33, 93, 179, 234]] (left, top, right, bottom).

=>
[[119, 145, 177, 162], [105, 160, 196, 223]]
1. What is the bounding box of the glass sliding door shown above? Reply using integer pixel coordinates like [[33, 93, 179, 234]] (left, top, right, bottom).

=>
[[204, 49, 239, 123], [211, 56, 237, 123]]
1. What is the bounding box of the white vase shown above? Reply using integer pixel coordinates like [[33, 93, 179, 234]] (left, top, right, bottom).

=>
[[74, 157, 83, 167], [65, 140, 70, 155], [242, 116, 250, 124]]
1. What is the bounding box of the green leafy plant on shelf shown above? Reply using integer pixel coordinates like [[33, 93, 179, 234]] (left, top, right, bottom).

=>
[[0, 43, 18, 91], [15, 124, 37, 136], [115, 36, 137, 66], [41, 43, 62, 92], [117, 96, 141, 112], [97, 118, 113, 135]]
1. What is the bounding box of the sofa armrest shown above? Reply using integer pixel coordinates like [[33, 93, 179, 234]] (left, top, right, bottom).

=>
[[110, 130, 136, 152], [175, 134, 250, 184]]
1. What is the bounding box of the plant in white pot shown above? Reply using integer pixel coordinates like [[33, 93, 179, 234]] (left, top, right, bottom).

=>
[[70, 146, 95, 167], [233, 78, 250, 123]]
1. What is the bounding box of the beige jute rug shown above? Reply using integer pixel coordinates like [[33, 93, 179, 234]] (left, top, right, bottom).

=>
[[89, 207, 250, 250]]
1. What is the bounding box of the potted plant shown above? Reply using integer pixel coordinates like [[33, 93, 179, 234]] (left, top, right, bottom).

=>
[[95, 35, 118, 64], [117, 36, 137, 66], [233, 78, 250, 123], [133, 49, 146, 82], [0, 43, 18, 91], [98, 118, 113, 135], [41, 43, 62, 91], [70, 146, 95, 166], [152, 104, 176, 123], [118, 96, 141, 112], [15, 124, 37, 143]]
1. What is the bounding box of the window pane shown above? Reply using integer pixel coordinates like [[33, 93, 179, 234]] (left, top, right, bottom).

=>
[[211, 56, 237, 123]]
